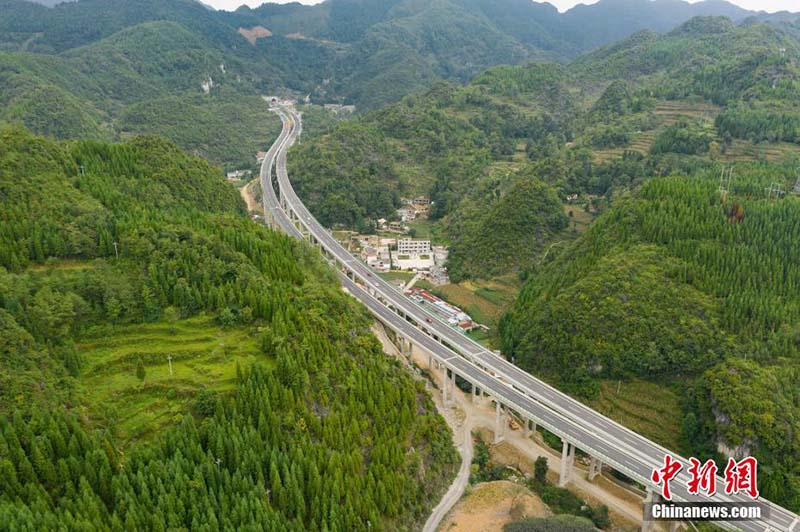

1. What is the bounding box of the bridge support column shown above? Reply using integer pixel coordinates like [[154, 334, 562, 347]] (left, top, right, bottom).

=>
[[642, 489, 660, 532], [494, 402, 504, 444], [523, 418, 532, 438], [588, 456, 602, 481], [442, 368, 450, 406], [472, 385, 479, 403], [558, 440, 574, 487]]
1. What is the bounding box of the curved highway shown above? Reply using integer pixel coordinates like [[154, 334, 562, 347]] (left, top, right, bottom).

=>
[[260, 103, 798, 532]]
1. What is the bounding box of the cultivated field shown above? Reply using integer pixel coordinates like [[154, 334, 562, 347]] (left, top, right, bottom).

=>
[[78, 316, 267, 446]]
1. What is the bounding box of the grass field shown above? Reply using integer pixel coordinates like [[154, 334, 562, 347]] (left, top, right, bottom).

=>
[[378, 270, 415, 285], [77, 315, 267, 447], [563, 205, 593, 234], [588, 378, 683, 451], [27, 258, 99, 272]]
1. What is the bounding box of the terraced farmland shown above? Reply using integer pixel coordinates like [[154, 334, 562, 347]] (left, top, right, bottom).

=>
[[77, 315, 267, 447], [589, 379, 683, 451]]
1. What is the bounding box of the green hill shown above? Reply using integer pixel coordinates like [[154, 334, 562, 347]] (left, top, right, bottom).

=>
[[446, 176, 568, 281], [287, 16, 800, 279], [0, 16, 284, 169], [4, 0, 787, 114], [0, 125, 458, 529], [499, 167, 800, 509]]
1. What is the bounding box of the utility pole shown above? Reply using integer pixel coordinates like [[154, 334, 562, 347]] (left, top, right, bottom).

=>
[[167, 355, 173, 376], [113, 241, 118, 259], [719, 166, 733, 201], [765, 182, 785, 200]]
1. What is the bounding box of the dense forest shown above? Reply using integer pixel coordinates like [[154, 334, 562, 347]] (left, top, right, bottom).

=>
[[1, 0, 797, 155], [500, 166, 800, 510], [0, 11, 286, 170], [0, 125, 458, 529]]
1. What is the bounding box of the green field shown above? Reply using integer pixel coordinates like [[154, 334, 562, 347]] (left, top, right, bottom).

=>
[[378, 270, 416, 284], [593, 98, 798, 164], [77, 315, 268, 447], [436, 276, 519, 325], [588, 378, 683, 451]]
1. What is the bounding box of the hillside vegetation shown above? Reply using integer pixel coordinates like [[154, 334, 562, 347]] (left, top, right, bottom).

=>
[[0, 15, 284, 169], [2, 0, 796, 122], [0, 125, 458, 529], [290, 17, 800, 279], [500, 167, 800, 510]]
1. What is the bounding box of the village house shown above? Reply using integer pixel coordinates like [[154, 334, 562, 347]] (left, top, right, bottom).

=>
[[226, 170, 252, 181]]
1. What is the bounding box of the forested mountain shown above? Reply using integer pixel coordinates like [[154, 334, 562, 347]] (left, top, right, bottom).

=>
[[499, 165, 800, 511], [2, 0, 795, 143], [4, 0, 800, 523], [284, 19, 800, 508], [0, 125, 458, 529], [287, 16, 800, 277]]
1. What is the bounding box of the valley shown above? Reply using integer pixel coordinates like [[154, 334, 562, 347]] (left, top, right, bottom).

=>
[[1, 0, 800, 530]]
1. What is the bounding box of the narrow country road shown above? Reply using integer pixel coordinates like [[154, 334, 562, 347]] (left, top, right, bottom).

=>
[[369, 323, 474, 532], [424, 411, 474, 532]]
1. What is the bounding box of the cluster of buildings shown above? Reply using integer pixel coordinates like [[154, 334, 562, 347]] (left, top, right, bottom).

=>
[[226, 169, 252, 181], [323, 103, 356, 115], [354, 236, 449, 284], [398, 196, 431, 223], [405, 288, 479, 332], [377, 196, 433, 233]]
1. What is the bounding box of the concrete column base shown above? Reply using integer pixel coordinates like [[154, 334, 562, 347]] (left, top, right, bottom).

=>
[[558, 440, 574, 487], [494, 401, 505, 444], [588, 456, 602, 481]]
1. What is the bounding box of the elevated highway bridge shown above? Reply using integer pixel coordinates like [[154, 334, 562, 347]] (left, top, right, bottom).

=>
[[258, 103, 798, 532]]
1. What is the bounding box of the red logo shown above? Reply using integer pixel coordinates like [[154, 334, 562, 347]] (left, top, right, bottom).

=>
[[653, 455, 760, 501], [652, 454, 683, 500], [724, 457, 759, 499], [687, 458, 718, 496]]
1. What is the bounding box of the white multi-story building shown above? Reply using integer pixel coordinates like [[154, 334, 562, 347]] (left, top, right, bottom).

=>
[[397, 239, 431, 256]]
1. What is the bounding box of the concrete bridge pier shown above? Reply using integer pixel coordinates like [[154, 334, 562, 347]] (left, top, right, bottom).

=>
[[642, 489, 659, 532], [397, 335, 409, 360], [588, 456, 602, 481], [494, 401, 502, 443], [494, 402, 507, 444], [559, 440, 575, 487]]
